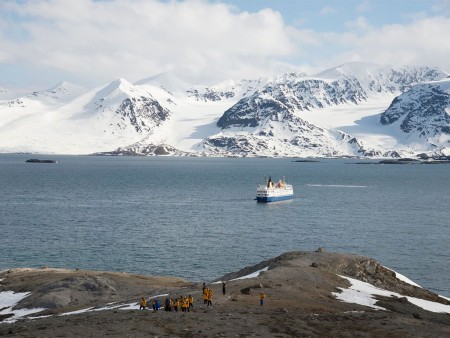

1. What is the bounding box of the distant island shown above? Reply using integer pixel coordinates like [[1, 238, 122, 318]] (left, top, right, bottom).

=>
[[352, 157, 450, 165], [292, 159, 320, 163], [25, 159, 59, 163]]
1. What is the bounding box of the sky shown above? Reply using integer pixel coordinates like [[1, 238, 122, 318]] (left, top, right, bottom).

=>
[[1, 0, 450, 91]]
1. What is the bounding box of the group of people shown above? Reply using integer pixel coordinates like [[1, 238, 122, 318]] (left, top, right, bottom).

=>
[[165, 295, 194, 312], [139, 297, 162, 311], [139, 295, 193, 312], [202, 284, 214, 306], [139, 282, 266, 311]]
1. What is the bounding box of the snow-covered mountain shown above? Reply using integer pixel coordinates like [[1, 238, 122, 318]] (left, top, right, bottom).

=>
[[201, 63, 449, 157], [0, 79, 169, 154], [380, 79, 450, 145], [0, 74, 261, 154], [316, 63, 446, 93], [84, 78, 170, 134], [135, 72, 267, 103], [0, 62, 449, 157]]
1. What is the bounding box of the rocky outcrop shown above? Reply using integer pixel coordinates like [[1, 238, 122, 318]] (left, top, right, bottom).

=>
[[0, 268, 189, 313], [215, 251, 450, 306], [92, 143, 193, 156], [116, 96, 170, 133], [380, 81, 450, 138]]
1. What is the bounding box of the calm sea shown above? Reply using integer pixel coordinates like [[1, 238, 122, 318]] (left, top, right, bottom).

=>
[[0, 155, 449, 297]]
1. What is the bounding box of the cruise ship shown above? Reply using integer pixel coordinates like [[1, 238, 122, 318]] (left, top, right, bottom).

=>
[[256, 177, 294, 202]]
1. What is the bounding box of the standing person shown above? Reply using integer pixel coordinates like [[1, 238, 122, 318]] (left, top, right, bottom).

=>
[[181, 296, 189, 312], [259, 291, 265, 306], [207, 288, 213, 306], [222, 282, 226, 295], [202, 282, 206, 294], [139, 297, 147, 310], [152, 299, 156, 311], [180, 297, 185, 312], [203, 288, 208, 304], [155, 299, 160, 311], [188, 295, 194, 309], [173, 298, 179, 312], [165, 297, 171, 311]]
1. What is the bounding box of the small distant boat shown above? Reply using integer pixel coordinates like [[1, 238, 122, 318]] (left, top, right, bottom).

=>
[[256, 176, 294, 202]]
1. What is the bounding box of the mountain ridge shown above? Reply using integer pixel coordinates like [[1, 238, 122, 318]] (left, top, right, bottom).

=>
[[0, 62, 449, 157]]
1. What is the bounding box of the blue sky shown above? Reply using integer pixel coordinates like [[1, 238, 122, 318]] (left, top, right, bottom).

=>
[[222, 0, 442, 31], [1, 0, 449, 91]]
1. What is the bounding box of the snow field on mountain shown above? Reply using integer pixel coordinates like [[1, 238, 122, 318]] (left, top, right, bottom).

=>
[[298, 93, 417, 152], [152, 99, 231, 152], [137, 74, 258, 152]]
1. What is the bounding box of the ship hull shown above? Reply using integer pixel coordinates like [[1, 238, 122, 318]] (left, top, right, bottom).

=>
[[256, 194, 293, 203]]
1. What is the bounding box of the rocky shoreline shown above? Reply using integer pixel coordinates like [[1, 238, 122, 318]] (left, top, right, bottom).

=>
[[1, 251, 449, 337]]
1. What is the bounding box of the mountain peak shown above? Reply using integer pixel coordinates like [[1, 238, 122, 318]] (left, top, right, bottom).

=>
[[45, 81, 87, 97], [316, 62, 385, 80], [93, 78, 137, 101], [111, 77, 133, 89]]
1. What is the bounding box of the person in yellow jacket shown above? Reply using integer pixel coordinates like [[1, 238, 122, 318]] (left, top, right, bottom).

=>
[[139, 297, 147, 310], [180, 296, 185, 312], [207, 288, 213, 306], [259, 292, 265, 306], [203, 288, 208, 304], [188, 295, 194, 309], [173, 298, 179, 312]]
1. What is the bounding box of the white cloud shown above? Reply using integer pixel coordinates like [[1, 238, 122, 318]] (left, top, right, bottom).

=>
[[0, 0, 296, 86], [338, 16, 450, 69], [290, 15, 450, 74], [319, 5, 335, 15], [1, 0, 449, 89]]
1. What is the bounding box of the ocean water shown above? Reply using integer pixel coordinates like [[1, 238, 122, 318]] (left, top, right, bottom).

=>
[[0, 154, 449, 297]]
